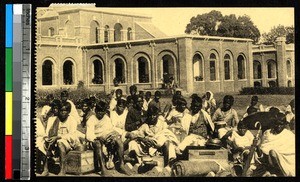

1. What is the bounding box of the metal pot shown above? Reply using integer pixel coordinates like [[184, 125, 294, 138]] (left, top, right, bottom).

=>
[[206, 138, 222, 149]]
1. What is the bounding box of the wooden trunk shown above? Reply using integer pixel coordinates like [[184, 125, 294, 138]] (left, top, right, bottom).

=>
[[188, 148, 228, 160], [65, 150, 94, 175], [187, 148, 230, 171]]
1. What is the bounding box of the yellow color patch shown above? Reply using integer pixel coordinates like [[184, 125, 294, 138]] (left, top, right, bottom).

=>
[[6, 92, 13, 135]]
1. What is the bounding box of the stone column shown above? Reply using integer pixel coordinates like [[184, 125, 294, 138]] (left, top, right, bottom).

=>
[[150, 42, 156, 88], [131, 30, 135, 40], [98, 27, 105, 43], [219, 40, 224, 92], [276, 37, 287, 87], [121, 30, 127, 41], [261, 53, 267, 87], [248, 41, 254, 87], [108, 28, 115, 42], [177, 38, 193, 94]]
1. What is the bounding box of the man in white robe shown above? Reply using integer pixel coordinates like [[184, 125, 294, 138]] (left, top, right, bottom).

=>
[[258, 113, 295, 176]]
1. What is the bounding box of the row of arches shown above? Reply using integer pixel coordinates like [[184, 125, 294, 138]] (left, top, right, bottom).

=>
[[192, 51, 246, 82], [46, 21, 133, 44], [253, 59, 292, 79], [41, 54, 176, 86]]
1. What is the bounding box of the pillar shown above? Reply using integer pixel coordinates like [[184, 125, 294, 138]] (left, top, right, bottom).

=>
[[177, 38, 193, 94], [98, 27, 105, 43], [261, 53, 267, 87], [108, 28, 114, 42], [131, 30, 136, 40], [219, 40, 224, 92], [121, 29, 127, 41], [276, 37, 287, 87], [248, 41, 254, 87]]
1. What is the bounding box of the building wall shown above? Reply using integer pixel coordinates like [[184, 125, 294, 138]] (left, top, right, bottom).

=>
[[36, 7, 295, 94]]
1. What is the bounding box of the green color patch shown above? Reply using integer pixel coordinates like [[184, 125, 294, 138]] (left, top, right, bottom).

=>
[[6, 48, 12, 91]]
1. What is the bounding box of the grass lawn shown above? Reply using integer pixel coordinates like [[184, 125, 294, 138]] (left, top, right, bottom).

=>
[[159, 93, 294, 119]]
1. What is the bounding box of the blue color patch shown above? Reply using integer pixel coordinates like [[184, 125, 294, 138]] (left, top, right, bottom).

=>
[[6, 4, 13, 48]]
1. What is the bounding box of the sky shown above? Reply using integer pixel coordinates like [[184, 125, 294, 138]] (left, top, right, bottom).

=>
[[103, 8, 294, 36]]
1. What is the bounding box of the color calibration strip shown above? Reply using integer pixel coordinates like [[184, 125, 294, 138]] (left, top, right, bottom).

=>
[[6, 4, 13, 180]]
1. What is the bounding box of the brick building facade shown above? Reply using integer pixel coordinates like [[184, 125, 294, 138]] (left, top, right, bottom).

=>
[[36, 5, 295, 94]]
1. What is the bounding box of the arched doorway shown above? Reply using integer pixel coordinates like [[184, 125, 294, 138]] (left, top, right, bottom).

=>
[[253, 60, 262, 79], [162, 55, 175, 77], [63, 60, 74, 85], [42, 60, 53, 85], [114, 23, 123, 42], [193, 54, 203, 81], [137, 57, 150, 83], [267, 60, 277, 79], [115, 58, 126, 83], [92, 59, 103, 84], [237, 55, 246, 79], [90, 21, 100, 43]]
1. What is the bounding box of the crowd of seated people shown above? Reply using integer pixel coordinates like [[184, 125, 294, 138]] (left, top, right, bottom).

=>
[[36, 86, 295, 177]]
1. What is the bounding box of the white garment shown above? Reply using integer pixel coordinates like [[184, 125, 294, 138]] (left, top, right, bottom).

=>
[[229, 130, 254, 148], [191, 109, 215, 132], [67, 100, 81, 125], [260, 129, 295, 176], [178, 134, 206, 151], [46, 115, 79, 150], [110, 109, 128, 140], [143, 98, 152, 111], [167, 109, 192, 134], [109, 98, 117, 111], [86, 114, 115, 142]]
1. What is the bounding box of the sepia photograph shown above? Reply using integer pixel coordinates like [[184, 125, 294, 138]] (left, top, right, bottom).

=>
[[35, 4, 295, 177]]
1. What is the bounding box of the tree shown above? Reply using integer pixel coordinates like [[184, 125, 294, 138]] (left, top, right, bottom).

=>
[[185, 10, 222, 36], [185, 10, 261, 43], [262, 25, 294, 44]]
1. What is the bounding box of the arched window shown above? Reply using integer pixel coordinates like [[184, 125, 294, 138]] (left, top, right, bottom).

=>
[[224, 54, 231, 80], [65, 20, 75, 37], [237, 55, 246, 79], [115, 58, 126, 83], [42, 60, 53, 85], [137, 57, 149, 83], [162, 55, 175, 77], [48, 27, 55, 36], [193, 54, 203, 81], [127, 27, 132, 40], [209, 53, 217, 81], [90, 21, 99, 44], [92, 60, 103, 84], [253, 60, 262, 79], [63, 60, 74, 85], [267, 60, 277, 78], [104, 25, 109, 43], [287, 60, 292, 77], [114, 23, 123, 42]]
